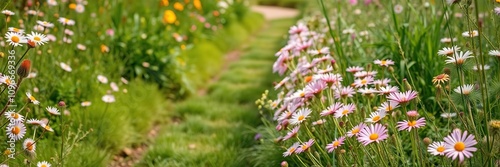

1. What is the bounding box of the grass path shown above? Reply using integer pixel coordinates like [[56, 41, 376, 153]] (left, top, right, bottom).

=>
[[135, 19, 295, 166]]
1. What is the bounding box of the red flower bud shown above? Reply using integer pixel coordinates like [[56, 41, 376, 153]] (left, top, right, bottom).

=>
[[17, 59, 31, 78]]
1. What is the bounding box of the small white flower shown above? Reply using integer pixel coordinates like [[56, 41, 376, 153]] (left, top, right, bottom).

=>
[[102, 94, 115, 103], [46, 106, 60, 115], [97, 75, 108, 84], [454, 84, 475, 95], [110, 82, 119, 92], [59, 62, 72, 72], [462, 30, 479, 38]]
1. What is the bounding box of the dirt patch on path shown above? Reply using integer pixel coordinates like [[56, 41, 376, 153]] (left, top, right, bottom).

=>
[[252, 5, 299, 20]]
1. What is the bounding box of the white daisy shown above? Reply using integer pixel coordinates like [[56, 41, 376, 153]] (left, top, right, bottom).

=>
[[36, 20, 54, 28], [6, 121, 26, 141], [97, 75, 108, 84], [289, 108, 312, 125], [59, 62, 72, 72], [5, 32, 26, 47], [462, 30, 479, 38], [8, 27, 24, 34], [26, 92, 40, 105], [445, 51, 473, 65], [438, 46, 460, 56], [23, 138, 36, 153], [454, 84, 474, 95], [81, 101, 91, 107], [46, 106, 60, 115], [1, 10, 15, 16], [102, 94, 115, 103], [26, 32, 49, 46], [4, 111, 24, 122], [489, 50, 500, 57], [365, 110, 387, 123], [36, 161, 51, 167], [110, 82, 119, 92], [58, 17, 75, 26]]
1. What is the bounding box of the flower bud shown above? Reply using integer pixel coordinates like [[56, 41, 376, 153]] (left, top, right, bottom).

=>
[[17, 59, 31, 78], [281, 161, 288, 167], [58, 101, 66, 107], [423, 137, 432, 145]]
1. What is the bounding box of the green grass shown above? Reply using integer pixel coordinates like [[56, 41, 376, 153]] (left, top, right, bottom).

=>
[[138, 18, 296, 167]]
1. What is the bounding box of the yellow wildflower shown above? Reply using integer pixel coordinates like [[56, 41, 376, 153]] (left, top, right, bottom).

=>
[[163, 10, 177, 24]]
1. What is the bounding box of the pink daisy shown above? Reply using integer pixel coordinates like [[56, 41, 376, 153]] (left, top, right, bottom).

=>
[[326, 136, 346, 153], [347, 123, 366, 137], [346, 66, 364, 73], [353, 76, 374, 88], [320, 102, 343, 116], [387, 90, 418, 104], [428, 141, 446, 156], [295, 139, 315, 153], [443, 129, 477, 162], [334, 103, 356, 118], [283, 126, 300, 141], [334, 86, 356, 99], [289, 108, 312, 125], [357, 123, 389, 145], [283, 142, 300, 157], [396, 117, 426, 131], [373, 59, 394, 67], [365, 110, 386, 123]]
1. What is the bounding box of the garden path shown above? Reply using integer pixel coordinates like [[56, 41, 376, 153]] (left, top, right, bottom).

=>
[[110, 6, 297, 167]]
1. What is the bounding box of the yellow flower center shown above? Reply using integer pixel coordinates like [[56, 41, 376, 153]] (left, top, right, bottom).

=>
[[299, 92, 305, 97], [11, 36, 19, 43], [4, 149, 11, 155], [333, 141, 340, 147], [44, 125, 51, 131], [361, 79, 367, 85], [437, 146, 445, 153], [298, 115, 305, 121], [34, 36, 41, 41], [408, 121, 417, 127], [11, 113, 18, 119], [342, 109, 349, 115], [386, 106, 393, 111], [372, 116, 380, 122], [351, 128, 360, 134], [12, 126, 20, 134], [65, 18, 70, 23], [381, 60, 386, 65], [41, 165, 47, 167], [13, 28, 19, 32], [5, 78, 11, 85], [26, 142, 33, 151], [369, 133, 379, 140], [289, 147, 296, 153], [69, 3, 77, 9], [29, 95, 36, 102], [454, 142, 465, 151]]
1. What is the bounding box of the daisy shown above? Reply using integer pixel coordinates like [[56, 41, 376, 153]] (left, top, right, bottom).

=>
[[5, 32, 26, 47], [102, 94, 115, 103], [462, 30, 478, 38], [1, 10, 14, 16], [346, 66, 364, 73], [290, 108, 312, 125], [0, 75, 15, 86], [316, 73, 342, 86], [377, 101, 400, 112], [334, 103, 356, 118], [453, 84, 474, 95], [347, 123, 366, 137], [26, 92, 40, 105], [334, 86, 356, 99], [58, 62, 73, 72], [283, 142, 300, 157], [97, 75, 108, 84], [495, 7, 500, 16], [8, 27, 25, 34], [46, 106, 60, 115], [489, 50, 500, 57], [365, 110, 387, 123], [373, 78, 391, 87], [387, 90, 418, 104], [394, 4, 403, 14], [397, 117, 426, 131], [445, 51, 473, 65], [374, 59, 395, 67], [428, 141, 446, 156], [33, 25, 45, 32], [40, 124, 54, 132], [37, 161, 51, 167], [472, 65, 490, 71], [438, 46, 460, 56], [288, 23, 308, 35], [23, 138, 36, 153], [440, 37, 457, 43], [441, 112, 457, 118], [4, 111, 24, 122], [81, 101, 91, 107], [64, 29, 74, 36], [36, 20, 54, 28], [75, 4, 85, 13], [357, 123, 389, 145], [110, 82, 119, 92], [432, 74, 450, 86], [26, 32, 49, 46], [47, 0, 58, 6], [283, 126, 300, 141], [77, 44, 86, 50], [443, 129, 477, 162], [26, 118, 43, 125], [378, 85, 399, 95], [308, 47, 330, 55], [326, 136, 345, 153], [353, 76, 374, 88], [320, 102, 343, 116], [6, 121, 26, 141], [358, 87, 378, 95], [295, 139, 315, 154], [58, 17, 75, 26], [121, 77, 129, 84]]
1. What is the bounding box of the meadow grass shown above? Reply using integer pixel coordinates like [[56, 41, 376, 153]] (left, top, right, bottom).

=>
[[138, 18, 296, 167]]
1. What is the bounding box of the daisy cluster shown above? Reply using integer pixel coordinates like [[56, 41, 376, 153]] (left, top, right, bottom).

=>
[[261, 16, 484, 165]]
